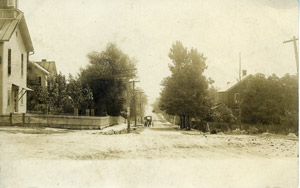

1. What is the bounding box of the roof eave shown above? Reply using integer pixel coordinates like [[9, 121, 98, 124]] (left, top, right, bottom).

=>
[[19, 13, 34, 52], [224, 75, 253, 93], [30, 61, 50, 75]]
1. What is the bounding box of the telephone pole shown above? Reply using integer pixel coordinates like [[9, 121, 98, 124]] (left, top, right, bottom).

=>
[[113, 68, 136, 134], [130, 80, 140, 127], [140, 92, 144, 124], [238, 52, 242, 130], [283, 36, 299, 75], [135, 90, 144, 124], [239, 52, 241, 81], [126, 77, 131, 133]]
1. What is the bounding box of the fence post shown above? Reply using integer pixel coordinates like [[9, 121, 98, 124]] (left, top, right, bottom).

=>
[[91, 109, 94, 116], [22, 113, 25, 126], [46, 113, 48, 127], [74, 108, 78, 116], [9, 113, 12, 126], [99, 116, 101, 130]]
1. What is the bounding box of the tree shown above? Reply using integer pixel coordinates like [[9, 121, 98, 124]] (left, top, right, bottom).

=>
[[27, 86, 47, 112], [40, 73, 71, 114], [159, 41, 212, 130], [152, 97, 162, 114], [241, 73, 298, 133], [67, 74, 93, 115], [80, 43, 136, 116], [241, 74, 283, 125]]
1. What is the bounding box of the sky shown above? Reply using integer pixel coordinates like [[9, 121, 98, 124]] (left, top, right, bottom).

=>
[[19, 0, 298, 104]]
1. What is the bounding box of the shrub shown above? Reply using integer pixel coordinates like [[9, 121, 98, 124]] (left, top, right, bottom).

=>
[[211, 104, 236, 124], [191, 120, 206, 132], [248, 127, 258, 134], [209, 122, 230, 133]]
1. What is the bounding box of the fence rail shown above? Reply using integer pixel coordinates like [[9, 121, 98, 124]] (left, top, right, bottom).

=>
[[0, 113, 125, 130]]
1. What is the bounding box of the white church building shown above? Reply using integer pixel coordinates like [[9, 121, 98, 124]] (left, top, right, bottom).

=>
[[0, 0, 34, 115]]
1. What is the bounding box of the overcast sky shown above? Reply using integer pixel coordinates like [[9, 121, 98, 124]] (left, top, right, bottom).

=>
[[20, 0, 298, 103]]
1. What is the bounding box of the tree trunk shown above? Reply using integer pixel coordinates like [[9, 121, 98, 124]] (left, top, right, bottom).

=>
[[185, 115, 188, 130], [179, 115, 183, 128], [182, 115, 186, 129], [186, 115, 191, 130]]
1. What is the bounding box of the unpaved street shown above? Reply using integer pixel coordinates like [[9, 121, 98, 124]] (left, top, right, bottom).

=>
[[0, 114, 298, 188]]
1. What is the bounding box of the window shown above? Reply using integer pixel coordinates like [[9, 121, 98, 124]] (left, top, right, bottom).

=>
[[8, 49, 11, 75], [21, 53, 24, 77], [38, 77, 42, 86], [234, 93, 240, 104], [7, 90, 10, 106]]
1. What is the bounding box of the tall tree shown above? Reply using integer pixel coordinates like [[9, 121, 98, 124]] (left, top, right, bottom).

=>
[[80, 43, 136, 116], [241, 73, 298, 133], [159, 41, 211, 129], [35, 73, 72, 114], [67, 74, 93, 115]]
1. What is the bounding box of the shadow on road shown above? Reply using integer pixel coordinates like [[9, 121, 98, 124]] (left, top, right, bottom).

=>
[[149, 127, 179, 132]]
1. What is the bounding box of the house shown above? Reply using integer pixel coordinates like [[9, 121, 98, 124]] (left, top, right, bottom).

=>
[[27, 59, 57, 88], [27, 61, 49, 88], [0, 0, 34, 115], [217, 70, 252, 115]]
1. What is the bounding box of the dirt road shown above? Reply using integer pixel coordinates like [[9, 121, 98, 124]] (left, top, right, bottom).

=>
[[0, 113, 298, 188]]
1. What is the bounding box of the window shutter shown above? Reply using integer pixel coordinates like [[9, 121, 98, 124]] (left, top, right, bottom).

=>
[[8, 49, 11, 75], [21, 53, 23, 76]]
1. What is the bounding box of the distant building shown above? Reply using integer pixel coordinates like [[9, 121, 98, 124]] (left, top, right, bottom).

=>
[[27, 59, 57, 88], [0, 0, 34, 115], [27, 61, 49, 88], [217, 70, 252, 115]]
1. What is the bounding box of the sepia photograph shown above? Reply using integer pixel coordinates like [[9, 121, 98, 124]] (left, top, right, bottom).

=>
[[0, 0, 299, 187]]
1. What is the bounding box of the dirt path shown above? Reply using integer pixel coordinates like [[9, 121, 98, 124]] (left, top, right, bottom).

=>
[[0, 114, 298, 187]]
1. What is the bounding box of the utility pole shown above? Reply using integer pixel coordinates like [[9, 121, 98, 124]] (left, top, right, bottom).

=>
[[135, 90, 144, 124], [238, 52, 242, 130], [140, 92, 143, 124], [114, 68, 136, 134], [239, 52, 241, 81], [126, 77, 131, 133], [283, 36, 299, 75], [130, 80, 139, 127]]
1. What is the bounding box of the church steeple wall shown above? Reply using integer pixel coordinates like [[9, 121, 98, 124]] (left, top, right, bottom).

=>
[[0, 0, 18, 9]]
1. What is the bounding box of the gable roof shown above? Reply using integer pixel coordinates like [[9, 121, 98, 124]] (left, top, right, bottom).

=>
[[0, 9, 34, 52], [218, 74, 253, 93], [0, 18, 18, 40], [36, 60, 57, 75], [29, 61, 49, 75]]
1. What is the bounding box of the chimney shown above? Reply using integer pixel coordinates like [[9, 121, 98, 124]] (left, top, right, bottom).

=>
[[242, 70, 247, 77], [42, 59, 47, 62]]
